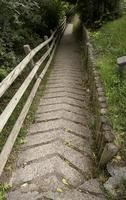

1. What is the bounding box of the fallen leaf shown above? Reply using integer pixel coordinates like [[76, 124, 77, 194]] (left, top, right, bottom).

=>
[[56, 188, 63, 193], [116, 155, 121, 160], [62, 178, 69, 185]]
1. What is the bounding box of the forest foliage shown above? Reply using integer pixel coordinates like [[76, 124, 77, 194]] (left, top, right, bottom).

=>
[[0, 0, 72, 80], [77, 0, 122, 27], [66, 0, 123, 27], [0, 0, 124, 81]]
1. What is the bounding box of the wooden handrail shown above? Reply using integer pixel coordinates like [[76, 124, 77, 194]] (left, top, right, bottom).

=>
[[0, 18, 67, 98], [0, 30, 57, 98], [0, 45, 52, 132], [0, 18, 66, 176], [0, 33, 60, 132]]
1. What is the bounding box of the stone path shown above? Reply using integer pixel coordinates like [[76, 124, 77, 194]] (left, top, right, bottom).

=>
[[7, 24, 106, 200]]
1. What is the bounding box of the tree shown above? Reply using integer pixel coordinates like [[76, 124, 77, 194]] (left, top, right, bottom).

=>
[[76, 0, 121, 27], [0, 0, 71, 78]]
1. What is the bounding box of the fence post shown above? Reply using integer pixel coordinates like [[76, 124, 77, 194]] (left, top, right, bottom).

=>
[[24, 45, 35, 69], [44, 35, 50, 54], [99, 143, 118, 167], [23, 44, 38, 79], [64, 16, 67, 29], [50, 29, 53, 35]]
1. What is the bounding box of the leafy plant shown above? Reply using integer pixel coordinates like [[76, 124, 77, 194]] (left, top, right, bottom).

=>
[[0, 69, 8, 81], [77, 0, 122, 27], [0, 184, 11, 200], [0, 0, 71, 77]]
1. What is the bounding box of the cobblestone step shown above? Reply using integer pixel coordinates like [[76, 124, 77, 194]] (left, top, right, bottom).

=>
[[6, 23, 106, 200]]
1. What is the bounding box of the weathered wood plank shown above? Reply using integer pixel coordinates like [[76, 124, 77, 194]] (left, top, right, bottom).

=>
[[24, 45, 35, 69], [0, 43, 54, 132], [24, 44, 38, 79], [0, 31, 56, 98], [44, 36, 50, 50], [0, 19, 66, 100], [0, 27, 63, 176]]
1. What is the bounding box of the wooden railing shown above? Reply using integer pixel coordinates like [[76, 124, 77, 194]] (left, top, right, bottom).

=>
[[0, 17, 66, 176], [82, 26, 119, 168]]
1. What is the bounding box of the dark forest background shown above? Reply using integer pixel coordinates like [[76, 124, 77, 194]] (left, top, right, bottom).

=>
[[0, 0, 124, 80]]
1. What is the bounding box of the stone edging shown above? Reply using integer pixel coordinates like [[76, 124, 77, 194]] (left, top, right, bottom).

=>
[[82, 25, 119, 167]]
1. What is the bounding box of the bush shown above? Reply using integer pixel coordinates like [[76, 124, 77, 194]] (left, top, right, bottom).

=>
[[77, 0, 122, 27], [0, 0, 70, 77], [0, 69, 8, 81]]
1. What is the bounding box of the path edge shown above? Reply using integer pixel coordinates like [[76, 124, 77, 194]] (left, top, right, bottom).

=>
[[82, 25, 119, 168]]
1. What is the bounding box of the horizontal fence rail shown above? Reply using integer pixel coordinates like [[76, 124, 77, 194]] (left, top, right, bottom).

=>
[[0, 17, 66, 176]]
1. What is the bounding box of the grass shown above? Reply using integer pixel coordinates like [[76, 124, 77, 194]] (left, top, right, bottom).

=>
[[0, 184, 11, 200], [90, 14, 126, 161]]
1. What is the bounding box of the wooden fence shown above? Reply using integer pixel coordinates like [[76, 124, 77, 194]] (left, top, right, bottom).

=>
[[0, 18, 66, 176], [82, 26, 119, 167]]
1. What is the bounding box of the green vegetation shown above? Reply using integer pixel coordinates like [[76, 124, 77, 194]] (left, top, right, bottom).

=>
[[105, 180, 126, 200], [77, 0, 122, 28], [66, 0, 123, 27], [0, 0, 72, 80], [0, 0, 123, 79], [0, 0, 126, 199], [0, 1, 73, 198], [0, 184, 10, 200], [90, 15, 126, 158]]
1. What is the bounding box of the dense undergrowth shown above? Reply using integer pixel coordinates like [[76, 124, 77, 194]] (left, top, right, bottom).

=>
[[76, 0, 123, 28], [0, 0, 73, 81], [90, 14, 126, 161]]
